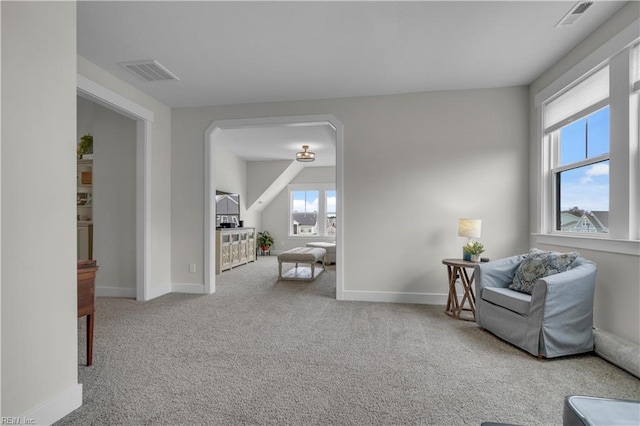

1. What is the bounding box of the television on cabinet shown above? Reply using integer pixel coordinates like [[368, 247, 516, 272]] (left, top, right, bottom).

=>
[[215, 191, 240, 227]]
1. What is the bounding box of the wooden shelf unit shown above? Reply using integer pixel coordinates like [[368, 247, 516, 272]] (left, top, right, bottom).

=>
[[77, 158, 93, 260]]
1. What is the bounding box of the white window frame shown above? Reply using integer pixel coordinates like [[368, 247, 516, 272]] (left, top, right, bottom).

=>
[[548, 102, 611, 235], [287, 183, 336, 239], [533, 21, 640, 256]]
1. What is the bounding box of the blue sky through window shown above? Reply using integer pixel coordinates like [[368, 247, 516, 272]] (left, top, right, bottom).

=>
[[291, 188, 336, 236], [558, 107, 609, 213], [587, 108, 609, 158], [559, 160, 609, 211], [326, 190, 336, 214], [292, 190, 318, 212]]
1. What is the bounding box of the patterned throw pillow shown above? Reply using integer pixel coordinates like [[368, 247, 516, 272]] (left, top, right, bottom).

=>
[[509, 248, 580, 294]]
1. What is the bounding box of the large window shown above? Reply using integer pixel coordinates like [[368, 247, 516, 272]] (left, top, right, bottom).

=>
[[537, 38, 640, 252], [551, 106, 610, 234], [289, 184, 335, 237], [544, 65, 610, 235]]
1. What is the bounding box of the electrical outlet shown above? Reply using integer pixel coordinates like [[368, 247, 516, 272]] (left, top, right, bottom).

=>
[[189, 263, 196, 273]]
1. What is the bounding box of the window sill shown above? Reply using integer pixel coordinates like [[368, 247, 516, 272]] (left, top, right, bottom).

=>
[[288, 235, 335, 240], [532, 233, 640, 256]]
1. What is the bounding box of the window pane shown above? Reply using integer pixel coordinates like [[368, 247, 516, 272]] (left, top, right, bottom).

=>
[[587, 106, 609, 158], [291, 190, 318, 235], [292, 190, 318, 212], [559, 106, 609, 166], [557, 160, 609, 233], [560, 117, 586, 165], [326, 190, 336, 237]]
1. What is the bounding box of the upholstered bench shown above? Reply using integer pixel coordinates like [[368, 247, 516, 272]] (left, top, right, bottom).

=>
[[306, 242, 336, 264], [277, 247, 326, 281]]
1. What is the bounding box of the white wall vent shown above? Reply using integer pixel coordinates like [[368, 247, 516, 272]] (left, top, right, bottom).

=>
[[118, 60, 180, 82], [555, 1, 593, 28]]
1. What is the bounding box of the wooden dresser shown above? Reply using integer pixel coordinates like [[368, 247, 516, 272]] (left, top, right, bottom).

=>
[[77, 260, 98, 365]]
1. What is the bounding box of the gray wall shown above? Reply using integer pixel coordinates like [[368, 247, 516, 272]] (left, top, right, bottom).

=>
[[77, 96, 137, 296], [246, 160, 291, 208], [171, 86, 530, 296], [529, 2, 640, 344], [1, 1, 78, 418]]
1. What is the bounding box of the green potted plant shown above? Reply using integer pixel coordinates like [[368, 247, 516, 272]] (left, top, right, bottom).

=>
[[463, 241, 485, 262], [77, 134, 93, 159], [257, 230, 274, 252]]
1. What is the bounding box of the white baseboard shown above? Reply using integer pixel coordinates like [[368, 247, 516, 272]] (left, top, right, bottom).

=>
[[22, 383, 82, 426], [96, 286, 136, 298], [342, 290, 448, 305], [146, 283, 172, 301], [172, 283, 205, 294], [143, 283, 204, 301]]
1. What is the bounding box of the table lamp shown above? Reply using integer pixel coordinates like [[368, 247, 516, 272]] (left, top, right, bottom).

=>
[[458, 218, 481, 261]]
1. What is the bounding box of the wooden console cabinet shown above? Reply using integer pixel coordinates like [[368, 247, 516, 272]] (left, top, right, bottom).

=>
[[215, 227, 256, 274], [77, 260, 98, 366]]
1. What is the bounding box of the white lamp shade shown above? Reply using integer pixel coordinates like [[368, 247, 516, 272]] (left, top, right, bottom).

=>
[[458, 219, 481, 238]]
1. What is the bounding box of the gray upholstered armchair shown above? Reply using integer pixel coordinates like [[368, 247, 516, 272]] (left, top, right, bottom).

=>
[[475, 253, 597, 358]]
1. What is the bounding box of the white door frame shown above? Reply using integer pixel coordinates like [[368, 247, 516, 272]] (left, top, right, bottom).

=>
[[204, 114, 344, 300], [76, 75, 153, 301]]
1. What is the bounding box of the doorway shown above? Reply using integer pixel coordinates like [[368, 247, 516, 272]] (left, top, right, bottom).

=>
[[77, 96, 137, 298], [77, 75, 153, 301], [204, 115, 345, 300]]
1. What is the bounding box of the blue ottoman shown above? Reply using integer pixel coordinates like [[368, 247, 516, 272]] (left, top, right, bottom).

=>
[[563, 396, 640, 425]]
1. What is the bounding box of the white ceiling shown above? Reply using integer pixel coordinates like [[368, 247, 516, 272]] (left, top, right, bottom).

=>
[[77, 1, 627, 165], [214, 123, 337, 166], [78, 1, 627, 108]]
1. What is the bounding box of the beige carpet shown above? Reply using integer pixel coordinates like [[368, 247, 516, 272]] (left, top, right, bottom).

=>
[[58, 257, 639, 425]]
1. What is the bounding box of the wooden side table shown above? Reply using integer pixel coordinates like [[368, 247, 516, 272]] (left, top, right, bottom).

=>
[[442, 258, 478, 321], [77, 260, 99, 365]]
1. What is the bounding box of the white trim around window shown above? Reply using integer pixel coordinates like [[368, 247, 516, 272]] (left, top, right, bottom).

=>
[[533, 20, 640, 256], [632, 42, 640, 92], [287, 183, 336, 239]]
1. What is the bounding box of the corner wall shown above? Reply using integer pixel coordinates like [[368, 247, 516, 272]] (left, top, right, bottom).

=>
[[2, 1, 80, 421], [215, 144, 259, 229]]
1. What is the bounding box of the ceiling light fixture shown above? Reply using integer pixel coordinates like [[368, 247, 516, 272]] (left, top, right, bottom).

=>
[[296, 145, 315, 162]]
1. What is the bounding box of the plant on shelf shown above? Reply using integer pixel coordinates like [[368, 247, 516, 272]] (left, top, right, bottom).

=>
[[257, 230, 274, 251], [77, 134, 93, 159], [463, 241, 485, 262]]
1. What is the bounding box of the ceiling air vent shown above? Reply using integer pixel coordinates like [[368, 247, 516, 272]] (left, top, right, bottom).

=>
[[556, 1, 593, 28], [118, 59, 180, 82]]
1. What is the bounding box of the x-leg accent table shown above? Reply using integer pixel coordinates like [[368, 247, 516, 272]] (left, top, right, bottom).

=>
[[442, 258, 477, 321]]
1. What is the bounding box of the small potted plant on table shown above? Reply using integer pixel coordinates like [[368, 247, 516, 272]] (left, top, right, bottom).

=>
[[463, 241, 485, 262], [257, 230, 274, 254]]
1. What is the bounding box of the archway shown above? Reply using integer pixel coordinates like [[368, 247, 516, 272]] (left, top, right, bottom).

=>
[[204, 115, 344, 299], [77, 75, 153, 301]]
